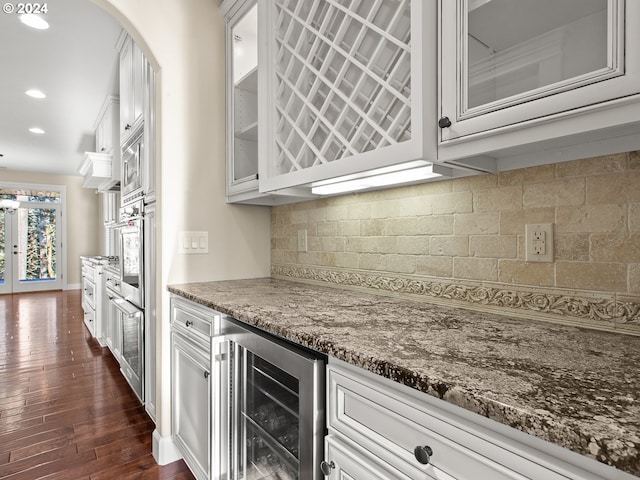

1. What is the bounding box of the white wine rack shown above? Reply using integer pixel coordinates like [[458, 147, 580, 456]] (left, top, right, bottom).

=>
[[265, 0, 413, 184]]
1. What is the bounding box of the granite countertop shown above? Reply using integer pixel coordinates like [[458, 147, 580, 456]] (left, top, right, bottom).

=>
[[168, 278, 640, 476]]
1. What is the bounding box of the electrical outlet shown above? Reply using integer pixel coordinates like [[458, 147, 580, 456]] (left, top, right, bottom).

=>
[[526, 224, 553, 262], [297, 230, 308, 252]]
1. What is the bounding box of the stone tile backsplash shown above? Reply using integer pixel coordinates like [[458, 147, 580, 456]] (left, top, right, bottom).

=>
[[271, 151, 640, 330]]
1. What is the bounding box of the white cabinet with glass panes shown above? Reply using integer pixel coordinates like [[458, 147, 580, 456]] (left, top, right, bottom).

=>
[[437, 0, 640, 170], [221, 0, 315, 205], [257, 0, 452, 195], [224, 0, 259, 200]]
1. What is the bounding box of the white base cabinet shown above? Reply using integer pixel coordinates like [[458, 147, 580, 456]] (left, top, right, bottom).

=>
[[325, 359, 637, 480], [324, 435, 421, 480], [171, 296, 228, 480], [172, 329, 211, 480]]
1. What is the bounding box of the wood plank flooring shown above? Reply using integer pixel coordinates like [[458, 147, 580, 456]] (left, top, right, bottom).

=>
[[0, 290, 195, 480]]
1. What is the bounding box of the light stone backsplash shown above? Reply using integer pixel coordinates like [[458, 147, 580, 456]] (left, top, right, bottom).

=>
[[271, 151, 640, 331]]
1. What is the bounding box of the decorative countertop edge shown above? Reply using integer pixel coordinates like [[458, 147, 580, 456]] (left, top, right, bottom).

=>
[[167, 278, 640, 477]]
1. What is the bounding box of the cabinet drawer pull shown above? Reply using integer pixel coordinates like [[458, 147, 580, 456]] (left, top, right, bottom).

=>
[[203, 370, 210, 379], [414, 445, 433, 465], [320, 460, 335, 475], [438, 116, 452, 128], [185, 320, 193, 327]]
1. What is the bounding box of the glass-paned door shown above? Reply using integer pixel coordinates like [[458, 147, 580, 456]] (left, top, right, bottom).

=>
[[0, 208, 12, 294], [0, 202, 62, 293]]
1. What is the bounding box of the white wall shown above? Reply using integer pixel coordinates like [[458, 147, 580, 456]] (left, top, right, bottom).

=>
[[95, 0, 272, 460]]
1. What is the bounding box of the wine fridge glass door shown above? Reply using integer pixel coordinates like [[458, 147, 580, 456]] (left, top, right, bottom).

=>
[[228, 321, 325, 480]]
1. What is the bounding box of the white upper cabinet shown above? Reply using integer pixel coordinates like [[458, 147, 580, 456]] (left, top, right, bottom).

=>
[[225, 0, 260, 200], [118, 32, 146, 145], [95, 96, 119, 155], [257, 0, 440, 193], [222, 0, 318, 204], [438, 0, 640, 168]]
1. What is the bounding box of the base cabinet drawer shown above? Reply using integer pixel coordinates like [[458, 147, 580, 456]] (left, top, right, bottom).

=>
[[327, 360, 618, 480]]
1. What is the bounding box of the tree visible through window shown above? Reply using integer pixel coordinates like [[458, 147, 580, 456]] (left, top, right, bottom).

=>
[[1, 189, 60, 283], [25, 207, 57, 280]]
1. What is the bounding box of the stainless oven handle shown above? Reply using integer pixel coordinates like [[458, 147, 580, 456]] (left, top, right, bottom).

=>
[[111, 297, 143, 318]]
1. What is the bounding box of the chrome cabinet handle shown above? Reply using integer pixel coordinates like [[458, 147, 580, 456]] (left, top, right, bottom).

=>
[[320, 460, 335, 475], [414, 445, 433, 465]]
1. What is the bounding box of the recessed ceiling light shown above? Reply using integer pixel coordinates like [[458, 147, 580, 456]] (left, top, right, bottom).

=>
[[20, 14, 49, 30], [29, 127, 45, 134], [25, 89, 46, 99]]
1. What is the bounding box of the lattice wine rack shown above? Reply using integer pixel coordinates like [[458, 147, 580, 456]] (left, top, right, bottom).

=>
[[262, 0, 414, 187]]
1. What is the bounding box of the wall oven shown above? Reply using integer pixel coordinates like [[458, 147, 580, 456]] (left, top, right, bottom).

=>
[[225, 317, 326, 480], [119, 199, 144, 309], [121, 125, 144, 204]]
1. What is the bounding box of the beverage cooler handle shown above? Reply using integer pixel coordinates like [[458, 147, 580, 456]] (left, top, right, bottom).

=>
[[111, 297, 142, 318]]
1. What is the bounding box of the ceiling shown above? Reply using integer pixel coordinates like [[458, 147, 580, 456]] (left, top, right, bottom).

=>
[[0, 0, 122, 176]]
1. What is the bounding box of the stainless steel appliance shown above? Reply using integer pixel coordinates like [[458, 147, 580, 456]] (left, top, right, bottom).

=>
[[119, 199, 144, 309], [226, 317, 326, 480], [121, 125, 144, 204], [107, 268, 145, 402], [116, 295, 144, 401]]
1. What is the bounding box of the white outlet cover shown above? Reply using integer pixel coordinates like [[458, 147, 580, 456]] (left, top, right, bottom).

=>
[[525, 223, 553, 262], [297, 230, 308, 252]]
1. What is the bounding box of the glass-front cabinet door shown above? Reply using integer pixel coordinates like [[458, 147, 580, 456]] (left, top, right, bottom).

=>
[[225, 0, 260, 198], [439, 0, 640, 142]]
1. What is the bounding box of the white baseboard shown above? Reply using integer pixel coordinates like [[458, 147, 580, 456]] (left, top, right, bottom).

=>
[[65, 283, 81, 290], [152, 430, 182, 465]]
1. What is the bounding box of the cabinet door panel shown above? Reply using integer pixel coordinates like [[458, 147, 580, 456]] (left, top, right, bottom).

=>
[[172, 332, 210, 480], [119, 39, 133, 143], [259, 0, 436, 192], [227, 1, 260, 196], [325, 436, 418, 480], [132, 41, 145, 127], [440, 0, 640, 142]]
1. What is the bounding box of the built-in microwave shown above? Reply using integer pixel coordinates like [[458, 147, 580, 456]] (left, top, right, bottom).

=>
[[121, 125, 144, 205]]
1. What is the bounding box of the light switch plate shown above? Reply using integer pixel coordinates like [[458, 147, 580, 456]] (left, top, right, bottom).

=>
[[525, 223, 553, 262], [179, 231, 208, 254]]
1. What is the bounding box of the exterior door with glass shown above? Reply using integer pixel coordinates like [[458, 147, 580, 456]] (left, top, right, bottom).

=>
[[0, 201, 62, 293]]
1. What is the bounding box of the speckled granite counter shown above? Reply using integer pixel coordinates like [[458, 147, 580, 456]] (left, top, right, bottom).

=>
[[168, 278, 640, 476]]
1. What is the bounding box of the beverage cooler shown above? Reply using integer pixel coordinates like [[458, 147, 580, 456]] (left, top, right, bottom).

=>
[[225, 317, 326, 480]]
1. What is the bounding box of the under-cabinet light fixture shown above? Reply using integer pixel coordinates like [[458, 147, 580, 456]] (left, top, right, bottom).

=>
[[20, 14, 49, 30], [25, 89, 46, 99], [29, 127, 45, 134], [311, 161, 450, 196]]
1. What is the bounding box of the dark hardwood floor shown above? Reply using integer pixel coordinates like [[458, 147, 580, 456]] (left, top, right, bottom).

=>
[[0, 290, 195, 480]]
